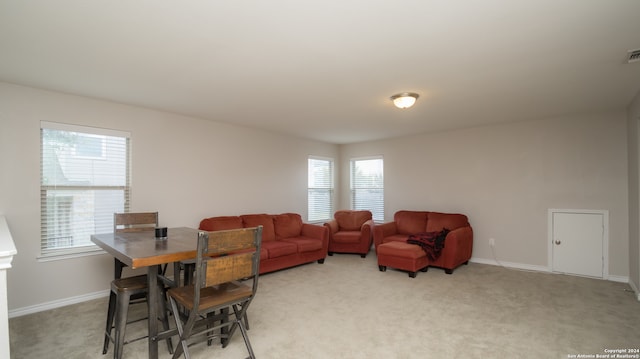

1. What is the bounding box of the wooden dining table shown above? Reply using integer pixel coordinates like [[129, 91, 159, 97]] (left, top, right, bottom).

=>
[[91, 226, 201, 359]]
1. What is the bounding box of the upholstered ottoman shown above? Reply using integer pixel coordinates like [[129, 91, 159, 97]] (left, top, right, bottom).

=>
[[377, 241, 429, 278]]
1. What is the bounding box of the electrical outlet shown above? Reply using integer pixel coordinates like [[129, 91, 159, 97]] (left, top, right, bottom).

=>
[[489, 238, 495, 247]]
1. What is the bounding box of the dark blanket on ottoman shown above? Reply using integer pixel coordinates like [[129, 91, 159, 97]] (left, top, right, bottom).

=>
[[407, 229, 450, 261]]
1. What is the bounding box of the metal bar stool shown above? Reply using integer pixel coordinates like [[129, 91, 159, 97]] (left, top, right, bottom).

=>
[[102, 212, 172, 358]]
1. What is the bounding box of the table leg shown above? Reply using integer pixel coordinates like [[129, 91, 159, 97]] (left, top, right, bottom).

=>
[[147, 265, 159, 359], [114, 258, 125, 279]]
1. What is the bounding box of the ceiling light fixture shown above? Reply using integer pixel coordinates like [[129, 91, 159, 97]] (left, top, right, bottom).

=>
[[390, 92, 419, 109]]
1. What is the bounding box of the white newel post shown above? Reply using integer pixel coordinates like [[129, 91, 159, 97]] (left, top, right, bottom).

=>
[[0, 216, 17, 359]]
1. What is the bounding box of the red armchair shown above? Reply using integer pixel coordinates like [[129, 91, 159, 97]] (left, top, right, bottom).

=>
[[324, 210, 374, 258], [373, 210, 473, 274]]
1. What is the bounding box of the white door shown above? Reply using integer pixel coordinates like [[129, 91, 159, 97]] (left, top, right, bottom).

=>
[[551, 211, 604, 278]]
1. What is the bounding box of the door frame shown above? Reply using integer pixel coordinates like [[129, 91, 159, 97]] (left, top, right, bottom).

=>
[[547, 209, 609, 279]]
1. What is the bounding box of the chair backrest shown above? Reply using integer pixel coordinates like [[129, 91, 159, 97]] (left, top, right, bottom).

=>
[[334, 210, 373, 230], [194, 226, 263, 299], [114, 212, 159, 233]]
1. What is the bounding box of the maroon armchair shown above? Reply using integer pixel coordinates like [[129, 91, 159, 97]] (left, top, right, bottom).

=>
[[373, 210, 473, 274], [324, 210, 374, 258]]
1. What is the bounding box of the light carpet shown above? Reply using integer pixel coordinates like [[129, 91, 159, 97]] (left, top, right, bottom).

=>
[[9, 254, 640, 358]]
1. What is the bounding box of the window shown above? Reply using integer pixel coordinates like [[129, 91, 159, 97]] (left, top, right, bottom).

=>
[[308, 157, 334, 222], [40, 122, 130, 258], [350, 157, 384, 222]]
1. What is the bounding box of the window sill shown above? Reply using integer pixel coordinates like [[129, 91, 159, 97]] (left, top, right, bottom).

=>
[[37, 248, 107, 262]]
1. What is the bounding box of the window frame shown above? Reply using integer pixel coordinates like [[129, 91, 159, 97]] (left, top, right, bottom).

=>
[[350, 156, 384, 223], [307, 156, 334, 223], [39, 121, 131, 260]]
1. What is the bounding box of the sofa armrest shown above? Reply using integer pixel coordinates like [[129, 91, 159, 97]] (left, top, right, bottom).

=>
[[323, 220, 339, 235], [301, 223, 329, 252], [373, 222, 397, 249], [441, 226, 473, 264], [361, 219, 374, 246], [361, 219, 374, 231]]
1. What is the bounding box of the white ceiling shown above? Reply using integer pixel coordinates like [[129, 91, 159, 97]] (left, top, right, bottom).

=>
[[1, 1, 640, 144]]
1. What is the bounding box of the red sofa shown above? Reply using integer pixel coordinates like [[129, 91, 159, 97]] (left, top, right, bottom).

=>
[[373, 210, 473, 274], [199, 213, 329, 274]]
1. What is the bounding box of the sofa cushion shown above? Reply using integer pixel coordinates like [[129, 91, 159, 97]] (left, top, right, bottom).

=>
[[199, 216, 243, 231], [282, 237, 323, 253], [241, 214, 276, 242], [332, 231, 361, 243], [334, 210, 372, 231], [262, 240, 298, 258], [274, 213, 303, 239], [394, 211, 428, 235], [426, 212, 469, 232]]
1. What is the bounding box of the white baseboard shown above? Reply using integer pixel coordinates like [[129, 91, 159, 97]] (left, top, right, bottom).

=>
[[470, 257, 630, 284], [9, 289, 109, 319], [629, 279, 640, 302], [606, 274, 630, 283], [470, 257, 550, 273]]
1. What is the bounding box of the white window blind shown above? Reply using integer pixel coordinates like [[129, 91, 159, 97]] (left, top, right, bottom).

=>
[[308, 157, 334, 222], [40, 122, 130, 257], [350, 157, 384, 222]]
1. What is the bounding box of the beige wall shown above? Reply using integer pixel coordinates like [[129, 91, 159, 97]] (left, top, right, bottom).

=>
[[340, 112, 629, 276], [0, 80, 633, 313], [628, 90, 640, 296], [0, 82, 338, 312]]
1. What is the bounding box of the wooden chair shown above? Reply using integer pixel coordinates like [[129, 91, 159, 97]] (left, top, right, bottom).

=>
[[167, 226, 263, 359], [102, 212, 173, 358]]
